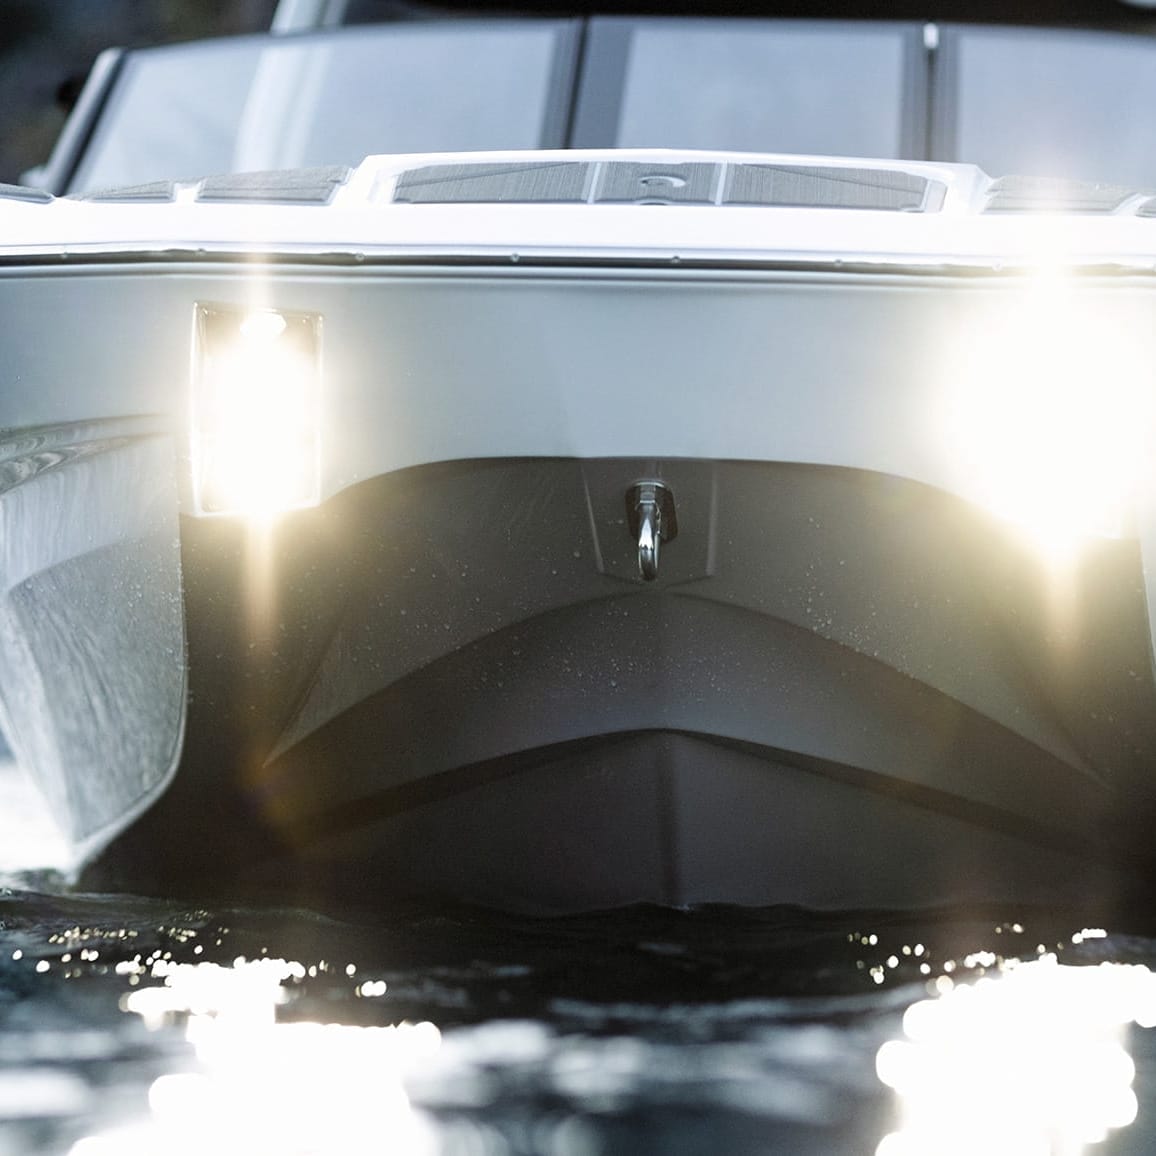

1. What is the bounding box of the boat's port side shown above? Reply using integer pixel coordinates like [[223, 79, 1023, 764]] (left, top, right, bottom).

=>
[[0, 419, 185, 858], [82, 457, 1156, 912]]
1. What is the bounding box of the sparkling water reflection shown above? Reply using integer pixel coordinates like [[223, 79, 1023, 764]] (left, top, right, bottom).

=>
[[96, 957, 440, 1154], [876, 951, 1155, 1155], [3, 883, 1156, 1155]]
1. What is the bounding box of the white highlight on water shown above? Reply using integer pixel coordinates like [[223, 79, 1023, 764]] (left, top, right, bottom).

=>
[[876, 956, 1156, 1155], [68, 956, 441, 1156]]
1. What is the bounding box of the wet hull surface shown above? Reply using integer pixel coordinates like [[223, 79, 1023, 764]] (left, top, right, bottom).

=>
[[79, 457, 1156, 913]]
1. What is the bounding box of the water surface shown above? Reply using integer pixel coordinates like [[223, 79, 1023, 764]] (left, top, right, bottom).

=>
[[4, 873, 1156, 1155]]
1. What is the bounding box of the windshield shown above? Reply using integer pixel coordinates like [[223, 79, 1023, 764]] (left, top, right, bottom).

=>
[[66, 17, 1156, 194], [944, 25, 1156, 188], [575, 20, 920, 160], [70, 21, 576, 192]]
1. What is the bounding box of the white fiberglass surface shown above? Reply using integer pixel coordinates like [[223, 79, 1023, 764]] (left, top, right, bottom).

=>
[[4, 262, 1156, 569]]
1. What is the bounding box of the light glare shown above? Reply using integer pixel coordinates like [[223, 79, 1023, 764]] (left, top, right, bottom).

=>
[[939, 274, 1156, 563], [74, 956, 440, 1156], [876, 958, 1155, 1155], [238, 309, 288, 341], [192, 304, 322, 518]]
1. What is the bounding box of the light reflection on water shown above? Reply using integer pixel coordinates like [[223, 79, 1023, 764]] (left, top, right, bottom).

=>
[[4, 889, 1156, 1156], [78, 948, 1156, 1156], [72, 957, 441, 1154], [876, 942, 1155, 1156]]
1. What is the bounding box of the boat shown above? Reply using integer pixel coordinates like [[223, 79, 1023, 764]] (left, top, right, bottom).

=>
[[5, 4, 1156, 913]]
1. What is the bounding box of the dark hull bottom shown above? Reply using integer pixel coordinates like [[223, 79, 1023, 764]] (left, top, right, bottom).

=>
[[85, 724, 1140, 915], [253, 730, 1140, 914], [82, 458, 1156, 914]]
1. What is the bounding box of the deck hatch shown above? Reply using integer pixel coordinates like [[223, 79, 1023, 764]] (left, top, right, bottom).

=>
[[394, 162, 591, 203], [78, 181, 177, 203], [392, 160, 944, 211], [593, 162, 717, 204], [197, 166, 352, 204], [0, 184, 52, 204], [722, 164, 938, 210]]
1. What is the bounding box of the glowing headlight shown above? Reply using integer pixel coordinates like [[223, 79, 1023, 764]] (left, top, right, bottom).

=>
[[191, 304, 321, 517], [939, 275, 1156, 562]]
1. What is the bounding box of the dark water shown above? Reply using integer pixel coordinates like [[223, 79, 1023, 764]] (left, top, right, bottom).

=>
[[5, 875, 1156, 1155]]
